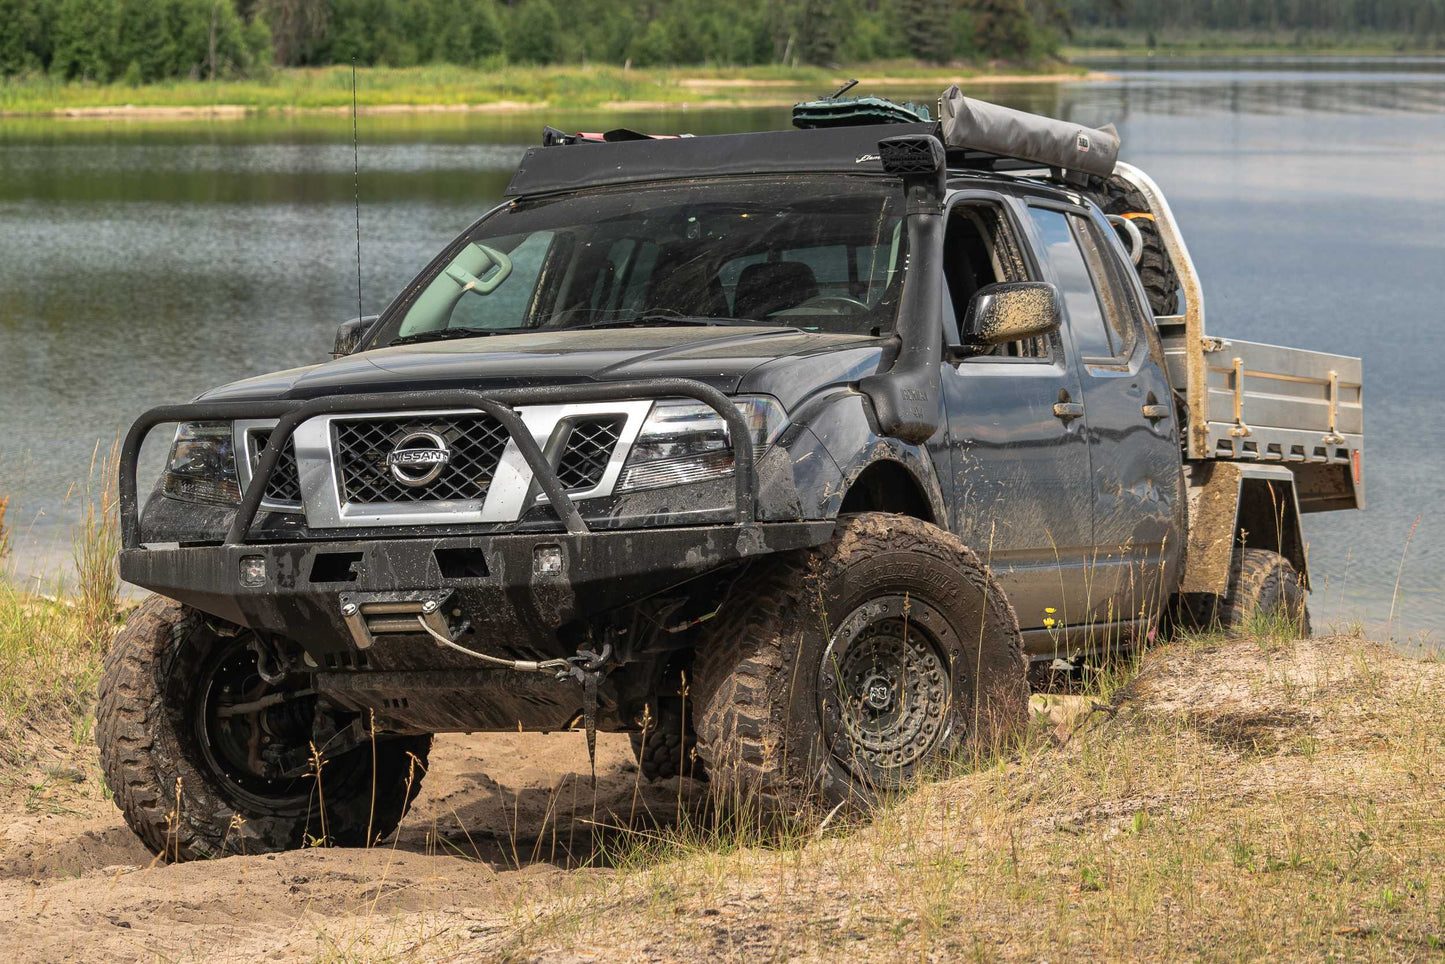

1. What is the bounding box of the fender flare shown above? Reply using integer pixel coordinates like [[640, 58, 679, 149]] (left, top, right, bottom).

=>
[[796, 391, 946, 524]]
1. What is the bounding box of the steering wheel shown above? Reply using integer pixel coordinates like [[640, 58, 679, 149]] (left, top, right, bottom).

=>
[[788, 294, 871, 314], [445, 243, 513, 296]]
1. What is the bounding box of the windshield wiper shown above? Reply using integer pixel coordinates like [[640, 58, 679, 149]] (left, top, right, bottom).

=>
[[390, 326, 529, 346], [566, 313, 780, 332]]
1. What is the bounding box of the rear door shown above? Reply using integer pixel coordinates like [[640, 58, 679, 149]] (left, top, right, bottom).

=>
[[1022, 203, 1183, 637], [938, 193, 1096, 654]]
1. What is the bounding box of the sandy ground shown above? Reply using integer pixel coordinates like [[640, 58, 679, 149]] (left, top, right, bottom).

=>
[[1, 731, 694, 963], [7, 634, 1431, 962]]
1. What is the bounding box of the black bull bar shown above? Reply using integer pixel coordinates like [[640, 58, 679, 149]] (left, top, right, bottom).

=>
[[119, 378, 757, 550]]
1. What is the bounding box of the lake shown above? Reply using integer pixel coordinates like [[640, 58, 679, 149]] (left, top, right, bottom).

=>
[[1, 59, 1441, 643]]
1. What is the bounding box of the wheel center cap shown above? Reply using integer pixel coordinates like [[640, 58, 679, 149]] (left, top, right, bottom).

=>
[[862, 674, 894, 712]]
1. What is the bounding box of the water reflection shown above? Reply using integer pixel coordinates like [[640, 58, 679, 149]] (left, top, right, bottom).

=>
[[1, 61, 1441, 640]]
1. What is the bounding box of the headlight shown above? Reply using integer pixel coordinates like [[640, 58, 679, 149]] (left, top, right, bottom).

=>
[[617, 396, 786, 492], [162, 421, 241, 506]]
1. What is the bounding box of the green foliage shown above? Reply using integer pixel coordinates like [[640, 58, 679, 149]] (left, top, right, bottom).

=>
[[509, 0, 561, 64], [971, 0, 1036, 59], [21, 0, 1443, 83]]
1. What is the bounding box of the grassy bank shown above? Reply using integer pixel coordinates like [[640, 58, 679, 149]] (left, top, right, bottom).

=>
[[0, 60, 1088, 118], [475, 632, 1445, 961], [1067, 29, 1445, 58], [0, 456, 120, 761]]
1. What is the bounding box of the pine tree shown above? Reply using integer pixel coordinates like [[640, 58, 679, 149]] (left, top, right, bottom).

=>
[[900, 0, 951, 62], [510, 0, 561, 63], [796, 0, 843, 65], [970, 0, 1033, 59]]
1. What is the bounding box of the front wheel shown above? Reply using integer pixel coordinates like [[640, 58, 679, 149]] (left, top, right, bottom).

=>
[[691, 514, 1027, 814], [96, 595, 431, 861]]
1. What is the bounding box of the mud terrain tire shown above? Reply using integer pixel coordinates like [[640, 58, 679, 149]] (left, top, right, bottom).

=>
[[630, 699, 705, 782], [1216, 548, 1312, 637], [1088, 176, 1180, 317], [97, 594, 431, 861], [691, 514, 1026, 814]]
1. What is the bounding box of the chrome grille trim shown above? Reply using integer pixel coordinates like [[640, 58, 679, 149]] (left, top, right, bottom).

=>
[[266, 401, 654, 529], [235, 419, 304, 513]]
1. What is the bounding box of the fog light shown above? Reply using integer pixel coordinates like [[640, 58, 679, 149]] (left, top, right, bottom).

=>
[[239, 555, 267, 588], [533, 545, 564, 575]]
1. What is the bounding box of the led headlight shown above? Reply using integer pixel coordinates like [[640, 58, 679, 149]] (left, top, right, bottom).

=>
[[617, 396, 786, 492], [162, 421, 241, 506]]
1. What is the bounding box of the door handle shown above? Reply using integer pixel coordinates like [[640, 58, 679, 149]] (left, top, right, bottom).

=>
[[1053, 400, 1085, 422], [1142, 391, 1169, 422]]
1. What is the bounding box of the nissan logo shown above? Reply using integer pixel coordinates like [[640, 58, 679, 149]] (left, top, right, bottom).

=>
[[386, 431, 451, 487]]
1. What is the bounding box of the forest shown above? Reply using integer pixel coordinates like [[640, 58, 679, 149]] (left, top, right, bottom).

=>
[[2, 0, 1443, 83]]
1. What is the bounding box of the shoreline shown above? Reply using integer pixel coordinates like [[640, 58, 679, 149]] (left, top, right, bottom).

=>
[[0, 68, 1108, 121]]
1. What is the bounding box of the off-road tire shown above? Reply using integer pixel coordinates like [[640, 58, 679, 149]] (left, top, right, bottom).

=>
[[1089, 175, 1180, 317], [97, 594, 431, 861], [630, 699, 705, 782], [1184, 548, 1311, 637], [691, 514, 1027, 814], [1218, 548, 1311, 636]]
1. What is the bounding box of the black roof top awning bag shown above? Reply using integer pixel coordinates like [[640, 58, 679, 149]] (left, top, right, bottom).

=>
[[938, 85, 1119, 178]]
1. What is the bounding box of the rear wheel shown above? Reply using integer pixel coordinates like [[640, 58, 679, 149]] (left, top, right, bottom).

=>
[[97, 594, 431, 861], [1185, 548, 1311, 637], [630, 697, 705, 782], [691, 514, 1027, 814]]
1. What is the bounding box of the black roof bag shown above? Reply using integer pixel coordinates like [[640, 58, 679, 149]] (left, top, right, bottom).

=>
[[939, 86, 1119, 177]]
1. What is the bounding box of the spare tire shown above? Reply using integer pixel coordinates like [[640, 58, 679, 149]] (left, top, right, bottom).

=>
[[1088, 176, 1181, 317]]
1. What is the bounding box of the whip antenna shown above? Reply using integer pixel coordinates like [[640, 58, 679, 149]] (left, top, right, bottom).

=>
[[352, 58, 362, 323]]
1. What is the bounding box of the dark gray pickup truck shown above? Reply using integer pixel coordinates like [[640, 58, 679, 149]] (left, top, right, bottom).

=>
[[99, 93, 1364, 860]]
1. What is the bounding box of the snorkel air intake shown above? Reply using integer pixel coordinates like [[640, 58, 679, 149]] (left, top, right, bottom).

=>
[[859, 132, 948, 445]]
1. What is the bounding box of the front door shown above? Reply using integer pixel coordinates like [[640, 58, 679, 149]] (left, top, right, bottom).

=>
[[938, 196, 1097, 657]]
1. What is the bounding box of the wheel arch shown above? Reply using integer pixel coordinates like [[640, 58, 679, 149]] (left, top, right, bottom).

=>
[[838, 458, 938, 524]]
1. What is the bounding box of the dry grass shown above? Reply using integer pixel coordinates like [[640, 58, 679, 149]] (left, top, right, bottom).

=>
[[459, 632, 1445, 963], [0, 448, 122, 761]]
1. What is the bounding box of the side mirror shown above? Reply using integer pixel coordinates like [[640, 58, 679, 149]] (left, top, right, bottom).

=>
[[332, 315, 377, 358], [965, 282, 1061, 347]]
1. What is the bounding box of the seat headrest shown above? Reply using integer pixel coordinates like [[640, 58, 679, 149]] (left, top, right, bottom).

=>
[[733, 261, 820, 319]]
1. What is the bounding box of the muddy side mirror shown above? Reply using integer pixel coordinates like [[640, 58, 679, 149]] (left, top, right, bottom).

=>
[[966, 282, 1061, 347], [332, 315, 376, 358]]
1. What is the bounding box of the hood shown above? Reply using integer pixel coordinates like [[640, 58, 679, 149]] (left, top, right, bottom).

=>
[[199, 326, 891, 410]]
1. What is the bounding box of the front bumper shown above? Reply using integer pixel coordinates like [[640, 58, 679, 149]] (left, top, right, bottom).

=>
[[120, 521, 832, 661]]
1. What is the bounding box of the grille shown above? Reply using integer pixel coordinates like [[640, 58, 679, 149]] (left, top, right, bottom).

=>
[[249, 430, 302, 504], [555, 417, 624, 491], [333, 415, 509, 505]]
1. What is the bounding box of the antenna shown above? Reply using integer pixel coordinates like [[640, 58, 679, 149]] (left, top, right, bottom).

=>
[[351, 58, 362, 323]]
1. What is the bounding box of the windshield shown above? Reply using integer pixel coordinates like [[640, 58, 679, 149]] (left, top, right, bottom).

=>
[[372, 176, 907, 346]]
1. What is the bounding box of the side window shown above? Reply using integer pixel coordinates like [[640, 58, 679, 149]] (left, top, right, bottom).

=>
[[1026, 208, 1116, 360], [1074, 218, 1139, 359], [944, 202, 1049, 360]]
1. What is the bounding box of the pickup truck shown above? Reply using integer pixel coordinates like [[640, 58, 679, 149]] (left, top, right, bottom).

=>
[[98, 92, 1365, 860]]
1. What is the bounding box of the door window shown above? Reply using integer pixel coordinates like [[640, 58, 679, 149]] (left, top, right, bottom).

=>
[[943, 202, 1049, 360]]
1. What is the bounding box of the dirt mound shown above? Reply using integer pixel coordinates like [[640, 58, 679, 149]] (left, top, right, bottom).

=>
[[1, 731, 698, 963]]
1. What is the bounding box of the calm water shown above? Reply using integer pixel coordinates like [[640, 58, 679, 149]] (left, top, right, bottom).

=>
[[2, 61, 1442, 643]]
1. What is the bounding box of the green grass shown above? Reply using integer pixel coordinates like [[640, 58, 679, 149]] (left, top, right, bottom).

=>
[[1066, 29, 1445, 58], [0, 449, 120, 759], [0, 60, 1085, 117]]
